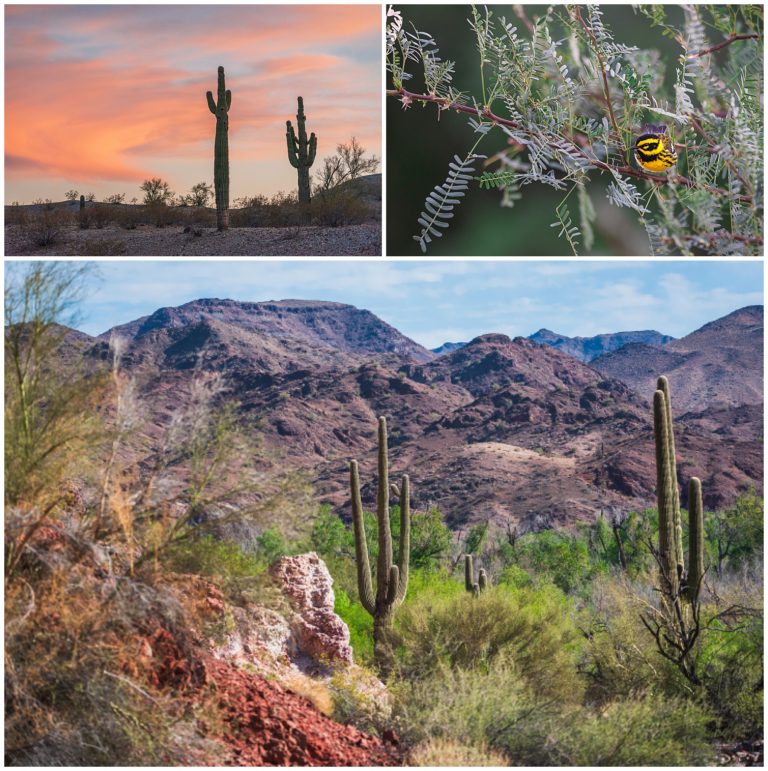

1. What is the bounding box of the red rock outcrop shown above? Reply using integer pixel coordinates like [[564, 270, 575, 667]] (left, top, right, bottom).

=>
[[270, 552, 353, 665]]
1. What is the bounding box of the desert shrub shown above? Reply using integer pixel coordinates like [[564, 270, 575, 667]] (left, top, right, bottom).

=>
[[64, 189, 79, 201], [391, 653, 557, 759], [395, 583, 583, 701], [310, 189, 373, 226], [77, 207, 93, 229], [255, 526, 290, 564], [189, 205, 216, 228], [186, 181, 213, 207], [28, 209, 72, 247], [580, 574, 689, 704], [535, 694, 715, 766], [104, 193, 126, 204], [145, 201, 180, 227], [5, 262, 106, 577], [700, 609, 763, 739], [112, 205, 144, 230], [697, 569, 764, 738], [89, 204, 114, 229], [78, 238, 127, 256], [409, 736, 509, 767], [230, 191, 305, 228], [705, 491, 764, 577], [6, 203, 29, 227]]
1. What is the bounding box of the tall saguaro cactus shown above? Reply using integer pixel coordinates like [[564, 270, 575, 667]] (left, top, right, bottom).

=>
[[349, 416, 410, 670], [653, 375, 705, 605], [286, 97, 317, 205], [643, 375, 706, 686], [206, 66, 231, 230]]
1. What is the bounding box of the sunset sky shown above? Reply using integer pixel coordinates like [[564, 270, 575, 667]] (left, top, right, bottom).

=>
[[5, 4, 381, 204]]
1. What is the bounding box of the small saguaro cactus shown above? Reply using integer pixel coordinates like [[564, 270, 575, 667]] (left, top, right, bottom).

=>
[[79, 195, 85, 211], [286, 96, 317, 205], [206, 65, 231, 230], [464, 554, 488, 597], [349, 416, 410, 670], [653, 375, 705, 605]]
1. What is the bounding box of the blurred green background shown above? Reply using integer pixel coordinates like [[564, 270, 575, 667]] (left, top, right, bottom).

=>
[[386, 5, 686, 256]]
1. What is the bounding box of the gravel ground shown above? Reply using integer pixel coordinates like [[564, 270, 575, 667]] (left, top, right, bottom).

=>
[[5, 222, 381, 256]]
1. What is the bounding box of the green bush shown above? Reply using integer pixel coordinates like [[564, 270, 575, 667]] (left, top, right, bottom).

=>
[[334, 589, 374, 663], [510, 529, 597, 594], [395, 583, 583, 702]]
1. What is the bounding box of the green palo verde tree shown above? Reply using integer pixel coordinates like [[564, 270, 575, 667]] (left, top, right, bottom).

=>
[[349, 416, 410, 672], [206, 65, 232, 230], [387, 4, 763, 255], [641, 376, 705, 686], [464, 553, 488, 596], [286, 96, 318, 205]]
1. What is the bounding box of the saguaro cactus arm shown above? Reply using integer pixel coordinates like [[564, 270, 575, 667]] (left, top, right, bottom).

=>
[[687, 477, 705, 604], [658, 376, 683, 569], [350, 460, 375, 615], [478, 569, 488, 591], [653, 388, 680, 598], [395, 475, 410, 602], [464, 554, 479, 595], [375, 416, 393, 606]]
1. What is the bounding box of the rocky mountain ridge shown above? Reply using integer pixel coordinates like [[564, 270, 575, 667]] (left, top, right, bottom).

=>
[[592, 305, 763, 412], [65, 300, 763, 530], [530, 328, 676, 362]]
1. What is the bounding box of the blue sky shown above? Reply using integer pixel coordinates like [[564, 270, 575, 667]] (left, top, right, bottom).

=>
[[8, 260, 763, 348]]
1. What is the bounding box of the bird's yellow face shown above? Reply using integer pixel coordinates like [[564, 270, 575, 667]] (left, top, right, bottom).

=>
[[634, 132, 677, 173]]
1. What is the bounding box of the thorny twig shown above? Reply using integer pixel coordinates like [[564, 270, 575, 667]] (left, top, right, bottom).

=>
[[688, 33, 760, 58]]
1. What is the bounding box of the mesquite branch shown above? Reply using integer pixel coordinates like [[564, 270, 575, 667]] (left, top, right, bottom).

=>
[[688, 32, 760, 57], [386, 87, 754, 204]]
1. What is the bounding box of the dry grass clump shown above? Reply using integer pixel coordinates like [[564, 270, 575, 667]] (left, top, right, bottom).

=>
[[409, 736, 509, 766]]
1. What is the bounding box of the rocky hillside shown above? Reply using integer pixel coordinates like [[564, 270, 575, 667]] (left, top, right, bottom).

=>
[[530, 328, 675, 362], [62, 300, 763, 530], [593, 306, 763, 412]]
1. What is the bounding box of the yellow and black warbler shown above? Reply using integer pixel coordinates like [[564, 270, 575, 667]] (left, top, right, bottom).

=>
[[634, 125, 677, 173]]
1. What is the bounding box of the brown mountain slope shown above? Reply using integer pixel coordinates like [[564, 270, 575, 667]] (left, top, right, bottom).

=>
[[105, 298, 434, 363], [66, 300, 762, 530], [593, 306, 763, 412]]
